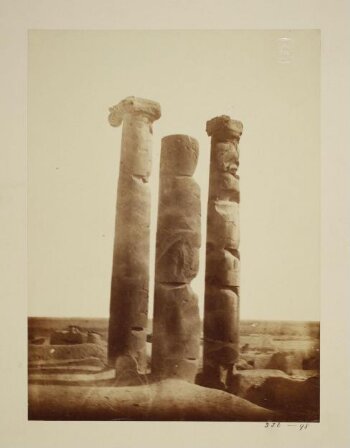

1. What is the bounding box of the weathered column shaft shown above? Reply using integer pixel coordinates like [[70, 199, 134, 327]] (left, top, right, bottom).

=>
[[203, 115, 243, 389], [107, 96, 161, 371], [151, 135, 201, 382]]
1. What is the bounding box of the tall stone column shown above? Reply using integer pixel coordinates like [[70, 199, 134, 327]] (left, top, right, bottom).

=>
[[107, 96, 161, 372], [203, 115, 243, 389], [151, 135, 201, 382]]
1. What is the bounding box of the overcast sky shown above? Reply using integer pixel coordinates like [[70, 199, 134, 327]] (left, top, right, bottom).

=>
[[28, 30, 320, 320]]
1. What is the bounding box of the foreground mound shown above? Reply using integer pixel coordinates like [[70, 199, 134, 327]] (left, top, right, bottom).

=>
[[29, 379, 279, 421]]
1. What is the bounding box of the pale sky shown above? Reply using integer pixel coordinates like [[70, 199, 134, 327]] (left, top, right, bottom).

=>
[[28, 30, 320, 320]]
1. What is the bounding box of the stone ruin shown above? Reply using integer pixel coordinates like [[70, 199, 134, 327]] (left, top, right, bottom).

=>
[[28, 98, 320, 422], [152, 135, 201, 382], [107, 97, 161, 372], [28, 96, 320, 422], [203, 116, 243, 390], [107, 96, 243, 390]]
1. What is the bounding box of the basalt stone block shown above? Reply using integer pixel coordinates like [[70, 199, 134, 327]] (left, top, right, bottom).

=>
[[160, 135, 199, 176], [205, 249, 240, 286], [207, 201, 240, 250]]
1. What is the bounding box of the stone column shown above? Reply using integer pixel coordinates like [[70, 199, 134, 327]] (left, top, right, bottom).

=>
[[107, 96, 161, 372], [203, 115, 243, 389], [151, 135, 201, 382]]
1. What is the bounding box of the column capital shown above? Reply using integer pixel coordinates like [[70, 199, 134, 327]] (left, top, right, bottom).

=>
[[206, 115, 243, 140], [108, 96, 161, 127]]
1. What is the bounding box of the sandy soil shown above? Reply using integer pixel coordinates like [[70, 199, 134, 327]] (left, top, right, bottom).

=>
[[28, 318, 320, 421]]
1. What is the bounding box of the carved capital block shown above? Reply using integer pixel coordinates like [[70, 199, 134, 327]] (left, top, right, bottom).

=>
[[108, 96, 161, 127], [206, 115, 243, 141]]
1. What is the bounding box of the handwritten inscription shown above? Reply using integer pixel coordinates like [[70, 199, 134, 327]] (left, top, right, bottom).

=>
[[264, 422, 309, 430]]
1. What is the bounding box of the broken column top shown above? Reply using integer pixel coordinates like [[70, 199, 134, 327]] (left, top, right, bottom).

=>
[[108, 96, 161, 127], [206, 115, 243, 140], [160, 134, 199, 176]]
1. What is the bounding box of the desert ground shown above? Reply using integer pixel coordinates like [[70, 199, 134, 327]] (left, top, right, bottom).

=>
[[28, 318, 319, 421]]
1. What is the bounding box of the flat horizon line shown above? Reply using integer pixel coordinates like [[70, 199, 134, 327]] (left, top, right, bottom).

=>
[[28, 316, 320, 324]]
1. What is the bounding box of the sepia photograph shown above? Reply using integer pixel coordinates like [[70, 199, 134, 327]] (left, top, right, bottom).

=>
[[26, 30, 321, 422], [1, 0, 350, 446]]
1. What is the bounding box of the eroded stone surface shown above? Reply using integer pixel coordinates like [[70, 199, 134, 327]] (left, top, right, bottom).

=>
[[206, 201, 240, 249], [203, 115, 243, 389], [108, 96, 161, 127], [233, 371, 320, 420], [107, 97, 161, 371], [205, 248, 240, 286], [206, 115, 243, 140], [152, 135, 201, 382], [160, 135, 199, 176], [152, 284, 201, 374], [204, 286, 239, 344], [28, 379, 279, 421]]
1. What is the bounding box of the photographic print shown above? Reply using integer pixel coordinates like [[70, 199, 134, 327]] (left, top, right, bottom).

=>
[[27, 30, 320, 421]]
